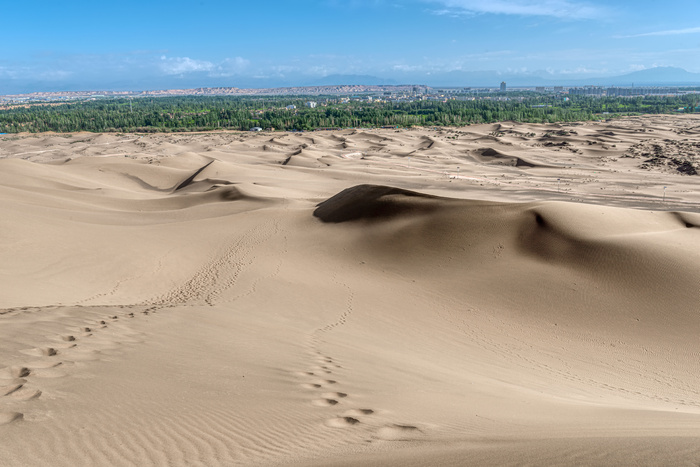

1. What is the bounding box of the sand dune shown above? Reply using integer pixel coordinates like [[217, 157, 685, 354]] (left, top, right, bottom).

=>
[[471, 147, 548, 167], [1, 116, 700, 466]]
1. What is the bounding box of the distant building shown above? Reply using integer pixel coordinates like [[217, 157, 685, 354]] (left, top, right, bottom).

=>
[[554, 86, 564, 93], [250, 127, 262, 132], [306, 101, 317, 108], [568, 86, 604, 96], [535, 86, 546, 93], [500, 81, 506, 92], [286, 105, 296, 110], [604, 86, 679, 97]]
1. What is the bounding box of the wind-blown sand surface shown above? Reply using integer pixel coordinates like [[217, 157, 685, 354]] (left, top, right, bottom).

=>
[[1, 115, 699, 466]]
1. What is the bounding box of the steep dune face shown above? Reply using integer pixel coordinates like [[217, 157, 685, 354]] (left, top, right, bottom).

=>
[[314, 185, 442, 222], [472, 147, 543, 167], [314, 184, 700, 348]]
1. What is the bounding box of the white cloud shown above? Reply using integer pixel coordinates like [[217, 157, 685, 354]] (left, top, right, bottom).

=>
[[428, 0, 605, 19], [0, 66, 19, 79], [0, 65, 72, 81], [616, 27, 700, 38], [270, 65, 300, 77], [556, 66, 608, 75], [159, 56, 215, 75], [37, 70, 74, 80], [210, 57, 251, 77], [158, 55, 255, 77], [393, 64, 422, 71], [220, 56, 250, 70], [305, 65, 333, 76]]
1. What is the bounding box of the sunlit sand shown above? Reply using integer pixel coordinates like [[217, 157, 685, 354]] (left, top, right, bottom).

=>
[[1, 115, 699, 466]]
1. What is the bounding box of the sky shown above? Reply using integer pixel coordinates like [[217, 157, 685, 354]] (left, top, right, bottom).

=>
[[2, 0, 700, 93]]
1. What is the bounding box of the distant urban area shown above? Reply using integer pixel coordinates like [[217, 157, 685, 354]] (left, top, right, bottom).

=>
[[1, 83, 699, 134], [2, 83, 700, 105]]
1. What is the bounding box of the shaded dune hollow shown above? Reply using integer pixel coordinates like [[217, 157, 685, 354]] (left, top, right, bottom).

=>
[[313, 184, 444, 222], [472, 147, 544, 168], [314, 184, 700, 331]]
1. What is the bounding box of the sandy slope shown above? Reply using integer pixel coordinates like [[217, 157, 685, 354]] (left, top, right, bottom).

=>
[[1, 115, 699, 466]]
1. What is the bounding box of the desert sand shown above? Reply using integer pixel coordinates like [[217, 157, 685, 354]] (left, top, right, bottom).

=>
[[1, 115, 699, 466]]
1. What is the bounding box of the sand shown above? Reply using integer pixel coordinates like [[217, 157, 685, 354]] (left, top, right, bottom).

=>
[[0, 115, 699, 466]]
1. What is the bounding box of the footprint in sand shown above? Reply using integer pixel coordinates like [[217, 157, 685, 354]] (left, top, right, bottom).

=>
[[322, 392, 347, 399], [325, 416, 360, 428], [0, 412, 23, 425], [343, 409, 374, 417], [61, 335, 76, 342], [1, 367, 31, 379], [24, 360, 62, 370], [314, 379, 336, 386], [53, 342, 76, 350], [19, 347, 58, 357], [316, 357, 342, 369], [0, 380, 25, 396], [10, 387, 41, 401], [15, 359, 65, 378], [312, 398, 339, 407], [311, 365, 333, 374], [301, 383, 322, 389], [375, 424, 422, 441]]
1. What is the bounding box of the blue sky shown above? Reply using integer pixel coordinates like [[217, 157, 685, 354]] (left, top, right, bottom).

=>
[[2, 0, 700, 92]]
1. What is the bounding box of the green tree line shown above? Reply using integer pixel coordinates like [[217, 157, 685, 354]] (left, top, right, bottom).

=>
[[0, 94, 697, 134]]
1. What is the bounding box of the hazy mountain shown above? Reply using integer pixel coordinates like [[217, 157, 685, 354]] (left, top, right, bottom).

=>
[[409, 67, 700, 88], [599, 67, 700, 86], [309, 75, 399, 86], [2, 67, 699, 96]]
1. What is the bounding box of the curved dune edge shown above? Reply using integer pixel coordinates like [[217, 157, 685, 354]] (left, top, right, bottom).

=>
[[314, 184, 443, 222], [472, 147, 552, 168]]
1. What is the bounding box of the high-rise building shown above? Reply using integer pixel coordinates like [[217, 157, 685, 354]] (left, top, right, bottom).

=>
[[500, 81, 506, 92]]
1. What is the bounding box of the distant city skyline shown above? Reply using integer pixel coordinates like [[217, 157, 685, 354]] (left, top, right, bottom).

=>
[[2, 0, 700, 93]]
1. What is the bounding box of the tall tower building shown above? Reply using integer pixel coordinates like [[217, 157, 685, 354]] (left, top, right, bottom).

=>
[[500, 81, 506, 92]]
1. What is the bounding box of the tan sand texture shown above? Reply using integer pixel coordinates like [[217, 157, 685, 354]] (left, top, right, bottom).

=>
[[1, 115, 699, 466]]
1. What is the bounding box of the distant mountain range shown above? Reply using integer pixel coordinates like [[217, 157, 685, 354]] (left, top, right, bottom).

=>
[[312, 67, 700, 88], [309, 74, 399, 86], [2, 67, 699, 97], [600, 67, 700, 86]]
